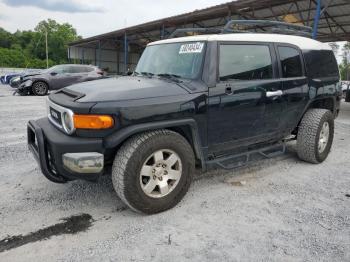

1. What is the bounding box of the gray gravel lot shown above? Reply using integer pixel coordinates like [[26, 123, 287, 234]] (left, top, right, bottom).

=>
[[0, 85, 349, 262]]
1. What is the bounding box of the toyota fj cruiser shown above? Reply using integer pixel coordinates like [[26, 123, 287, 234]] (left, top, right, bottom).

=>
[[27, 21, 341, 214]]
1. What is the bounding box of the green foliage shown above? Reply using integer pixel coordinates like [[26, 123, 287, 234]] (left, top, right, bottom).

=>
[[340, 42, 350, 80], [0, 19, 81, 68]]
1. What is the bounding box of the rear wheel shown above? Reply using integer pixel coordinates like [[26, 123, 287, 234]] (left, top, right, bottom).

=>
[[32, 81, 48, 96], [112, 130, 195, 214], [297, 109, 334, 163]]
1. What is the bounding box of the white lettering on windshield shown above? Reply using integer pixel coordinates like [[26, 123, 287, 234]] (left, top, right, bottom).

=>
[[179, 42, 204, 54]]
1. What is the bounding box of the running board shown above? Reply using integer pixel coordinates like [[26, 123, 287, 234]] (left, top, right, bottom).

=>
[[206, 142, 286, 170]]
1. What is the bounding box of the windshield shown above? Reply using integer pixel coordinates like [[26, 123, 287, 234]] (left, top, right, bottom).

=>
[[135, 42, 206, 80]]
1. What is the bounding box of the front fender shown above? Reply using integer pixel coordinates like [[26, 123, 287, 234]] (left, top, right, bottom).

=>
[[104, 119, 205, 169]]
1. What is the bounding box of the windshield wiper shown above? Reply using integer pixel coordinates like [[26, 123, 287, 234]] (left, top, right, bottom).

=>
[[157, 73, 183, 83], [134, 71, 155, 77]]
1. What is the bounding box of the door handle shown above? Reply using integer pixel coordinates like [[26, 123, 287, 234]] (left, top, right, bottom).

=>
[[266, 90, 283, 97], [225, 87, 233, 95]]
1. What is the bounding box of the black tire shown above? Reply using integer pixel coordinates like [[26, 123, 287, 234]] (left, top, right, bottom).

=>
[[346, 90, 350, 103], [32, 81, 48, 96], [112, 130, 195, 214], [297, 109, 334, 164]]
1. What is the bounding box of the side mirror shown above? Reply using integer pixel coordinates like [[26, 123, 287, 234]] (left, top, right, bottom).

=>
[[50, 72, 58, 76], [127, 71, 133, 76]]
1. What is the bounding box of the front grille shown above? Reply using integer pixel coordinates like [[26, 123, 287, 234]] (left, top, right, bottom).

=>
[[46, 98, 75, 134]]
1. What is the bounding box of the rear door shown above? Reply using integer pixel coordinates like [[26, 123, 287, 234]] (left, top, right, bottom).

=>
[[275, 45, 309, 133], [208, 42, 284, 155], [61, 66, 87, 88]]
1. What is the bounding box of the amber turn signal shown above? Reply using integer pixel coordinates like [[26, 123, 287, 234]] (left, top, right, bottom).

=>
[[73, 115, 114, 129]]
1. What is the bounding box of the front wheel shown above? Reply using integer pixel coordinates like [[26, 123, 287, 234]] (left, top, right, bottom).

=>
[[297, 109, 334, 164], [112, 130, 195, 214], [32, 81, 48, 96]]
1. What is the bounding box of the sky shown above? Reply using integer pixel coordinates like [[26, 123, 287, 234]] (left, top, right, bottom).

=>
[[0, 0, 231, 37], [0, 0, 346, 62]]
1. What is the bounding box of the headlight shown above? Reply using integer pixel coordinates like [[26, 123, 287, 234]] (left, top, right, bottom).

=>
[[23, 80, 33, 87], [73, 115, 114, 129], [62, 111, 75, 134]]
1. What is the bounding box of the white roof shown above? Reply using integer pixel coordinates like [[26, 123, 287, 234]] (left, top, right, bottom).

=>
[[149, 33, 331, 51]]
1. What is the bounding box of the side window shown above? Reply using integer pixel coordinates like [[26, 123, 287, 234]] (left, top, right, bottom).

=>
[[278, 46, 303, 78], [69, 66, 85, 73], [52, 66, 65, 74], [219, 44, 273, 81], [304, 50, 339, 79], [85, 66, 94, 72], [59, 65, 71, 73]]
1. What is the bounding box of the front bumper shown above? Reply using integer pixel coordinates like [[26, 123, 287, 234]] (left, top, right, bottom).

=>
[[27, 118, 105, 182]]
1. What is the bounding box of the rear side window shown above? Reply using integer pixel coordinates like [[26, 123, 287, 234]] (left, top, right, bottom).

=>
[[278, 46, 303, 78], [304, 50, 339, 79], [219, 44, 273, 81], [69, 66, 89, 73]]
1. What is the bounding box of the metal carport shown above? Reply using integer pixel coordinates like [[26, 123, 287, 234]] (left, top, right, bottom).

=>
[[68, 0, 350, 74]]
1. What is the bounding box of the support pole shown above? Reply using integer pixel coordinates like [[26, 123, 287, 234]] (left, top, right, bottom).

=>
[[45, 29, 49, 68], [98, 40, 101, 68], [124, 32, 128, 73], [312, 0, 322, 39], [82, 48, 84, 64]]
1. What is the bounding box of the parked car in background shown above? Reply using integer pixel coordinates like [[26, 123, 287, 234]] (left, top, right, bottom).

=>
[[1, 69, 42, 86], [1, 73, 21, 84], [10, 75, 22, 88], [17, 64, 104, 96], [342, 81, 350, 100]]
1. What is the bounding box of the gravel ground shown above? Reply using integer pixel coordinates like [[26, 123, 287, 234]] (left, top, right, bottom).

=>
[[0, 85, 349, 262]]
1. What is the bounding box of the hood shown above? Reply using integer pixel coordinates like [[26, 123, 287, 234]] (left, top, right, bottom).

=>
[[64, 76, 190, 103], [22, 72, 43, 79]]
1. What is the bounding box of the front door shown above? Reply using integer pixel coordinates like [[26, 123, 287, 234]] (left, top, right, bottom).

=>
[[208, 43, 285, 155], [48, 65, 75, 90]]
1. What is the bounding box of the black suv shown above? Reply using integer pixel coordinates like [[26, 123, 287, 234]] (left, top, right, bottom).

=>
[[17, 64, 104, 96], [27, 30, 341, 214]]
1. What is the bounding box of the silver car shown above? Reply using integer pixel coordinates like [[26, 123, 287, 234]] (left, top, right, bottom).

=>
[[17, 64, 104, 96]]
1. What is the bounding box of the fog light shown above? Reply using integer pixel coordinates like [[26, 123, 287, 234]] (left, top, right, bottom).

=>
[[62, 152, 104, 174]]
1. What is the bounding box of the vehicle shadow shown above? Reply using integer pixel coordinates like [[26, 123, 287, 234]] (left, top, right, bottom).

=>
[[25, 142, 301, 214]]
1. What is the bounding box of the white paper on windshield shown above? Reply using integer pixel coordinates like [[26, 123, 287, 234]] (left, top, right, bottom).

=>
[[179, 42, 204, 54]]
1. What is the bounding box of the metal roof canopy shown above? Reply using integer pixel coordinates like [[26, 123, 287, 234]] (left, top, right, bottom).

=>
[[68, 0, 350, 72]]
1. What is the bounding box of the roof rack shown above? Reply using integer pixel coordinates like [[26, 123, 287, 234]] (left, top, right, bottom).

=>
[[168, 20, 313, 39], [223, 20, 313, 37]]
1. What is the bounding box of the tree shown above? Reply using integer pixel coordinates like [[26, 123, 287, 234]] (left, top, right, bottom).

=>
[[0, 19, 81, 68], [340, 42, 350, 80], [329, 42, 339, 56], [31, 19, 81, 64]]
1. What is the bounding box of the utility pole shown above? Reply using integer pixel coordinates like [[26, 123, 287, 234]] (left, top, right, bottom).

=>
[[45, 29, 48, 68]]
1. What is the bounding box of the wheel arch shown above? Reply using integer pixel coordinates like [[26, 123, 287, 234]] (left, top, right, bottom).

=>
[[104, 119, 205, 169], [307, 96, 336, 114], [294, 96, 337, 134]]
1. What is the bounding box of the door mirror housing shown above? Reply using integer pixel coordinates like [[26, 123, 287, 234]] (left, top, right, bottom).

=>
[[50, 72, 58, 76]]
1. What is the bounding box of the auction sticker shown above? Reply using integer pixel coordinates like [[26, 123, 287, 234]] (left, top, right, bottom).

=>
[[179, 42, 204, 54]]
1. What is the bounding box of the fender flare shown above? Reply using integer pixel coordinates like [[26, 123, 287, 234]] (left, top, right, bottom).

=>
[[104, 119, 206, 169]]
